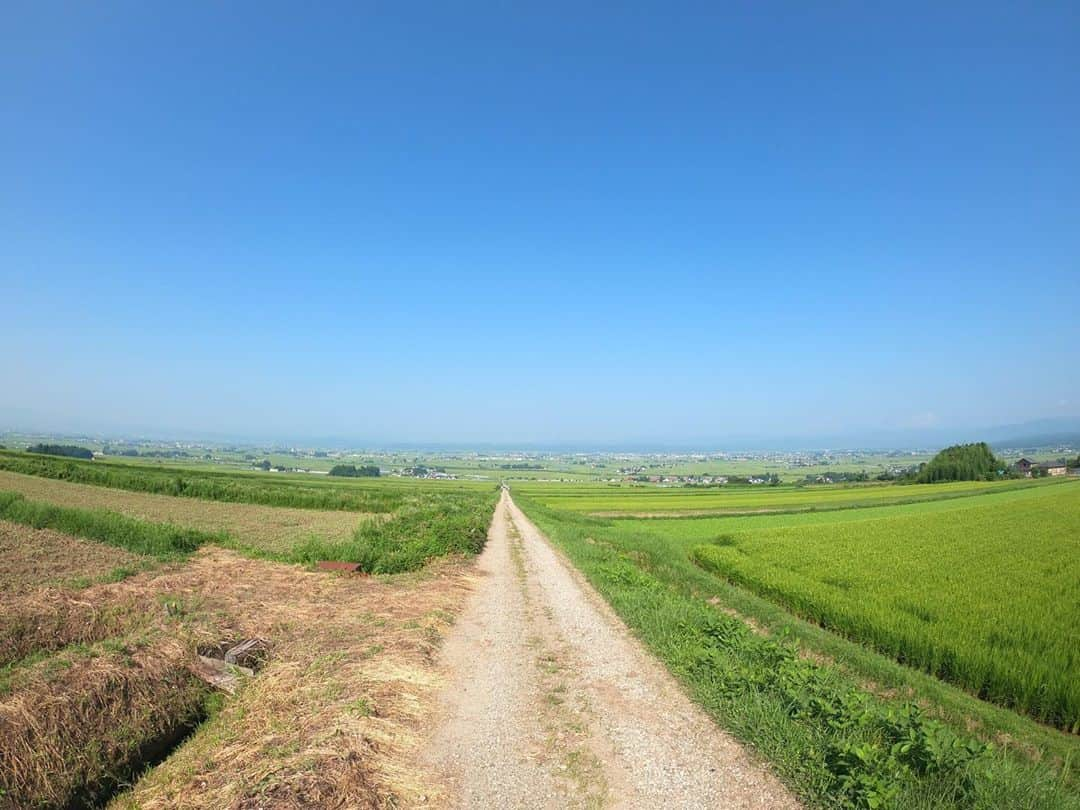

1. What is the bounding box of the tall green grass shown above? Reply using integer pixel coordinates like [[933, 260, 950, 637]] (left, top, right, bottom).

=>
[[0, 491, 219, 559], [690, 484, 1080, 731], [284, 490, 496, 573]]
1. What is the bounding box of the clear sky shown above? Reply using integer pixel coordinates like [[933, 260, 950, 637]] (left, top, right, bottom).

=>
[[2, 2, 1078, 446]]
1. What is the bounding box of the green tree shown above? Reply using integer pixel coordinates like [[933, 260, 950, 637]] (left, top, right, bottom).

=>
[[916, 442, 1002, 483], [26, 444, 94, 460]]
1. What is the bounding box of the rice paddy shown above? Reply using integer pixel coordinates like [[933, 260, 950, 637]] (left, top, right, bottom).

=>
[[514, 477, 1049, 516], [690, 484, 1080, 730]]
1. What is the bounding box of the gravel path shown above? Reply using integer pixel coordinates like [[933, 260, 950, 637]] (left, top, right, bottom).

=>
[[419, 490, 800, 809]]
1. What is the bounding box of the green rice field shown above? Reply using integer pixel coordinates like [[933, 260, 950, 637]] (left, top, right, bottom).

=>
[[515, 477, 1050, 515], [688, 483, 1080, 730], [519, 480, 1080, 729]]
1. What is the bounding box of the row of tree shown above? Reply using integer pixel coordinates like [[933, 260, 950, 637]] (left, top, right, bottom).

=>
[[26, 444, 94, 460], [102, 446, 192, 459], [329, 464, 380, 478], [803, 471, 873, 483], [103, 445, 142, 456]]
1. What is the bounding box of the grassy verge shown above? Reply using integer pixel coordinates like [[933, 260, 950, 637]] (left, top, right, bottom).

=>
[[282, 490, 496, 573], [513, 493, 1079, 810]]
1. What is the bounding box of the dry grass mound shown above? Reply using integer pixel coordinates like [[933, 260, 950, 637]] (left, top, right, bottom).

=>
[[0, 634, 210, 809], [0, 526, 190, 666], [0, 588, 158, 667], [0, 527, 478, 809], [108, 549, 474, 808]]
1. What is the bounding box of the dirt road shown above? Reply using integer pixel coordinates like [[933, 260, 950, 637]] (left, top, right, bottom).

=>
[[419, 490, 799, 808]]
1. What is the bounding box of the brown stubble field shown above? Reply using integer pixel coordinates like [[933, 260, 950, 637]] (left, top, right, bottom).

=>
[[0, 519, 151, 593]]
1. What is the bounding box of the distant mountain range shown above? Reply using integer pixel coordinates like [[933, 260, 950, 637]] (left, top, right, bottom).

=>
[[518, 418, 1080, 453], [979, 420, 1080, 451], [686, 418, 1080, 453], [3, 417, 1079, 455]]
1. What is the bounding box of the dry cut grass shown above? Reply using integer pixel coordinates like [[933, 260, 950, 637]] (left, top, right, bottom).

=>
[[0, 518, 147, 593], [0, 470, 371, 555], [0, 633, 209, 808], [0, 519, 477, 809], [0, 586, 159, 666], [108, 548, 475, 808], [0, 521, 178, 664]]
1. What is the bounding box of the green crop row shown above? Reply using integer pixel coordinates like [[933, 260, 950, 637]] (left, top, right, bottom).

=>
[[689, 483, 1080, 731], [0, 491, 219, 559]]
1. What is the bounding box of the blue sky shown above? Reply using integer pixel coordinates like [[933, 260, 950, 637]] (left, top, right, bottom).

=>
[[2, 2, 1078, 446]]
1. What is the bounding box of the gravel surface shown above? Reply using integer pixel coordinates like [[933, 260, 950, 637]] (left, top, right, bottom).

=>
[[419, 490, 800, 809], [420, 489, 565, 807]]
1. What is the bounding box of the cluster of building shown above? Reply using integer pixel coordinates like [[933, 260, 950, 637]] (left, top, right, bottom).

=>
[[1014, 458, 1071, 477], [393, 466, 457, 480], [619, 474, 732, 485]]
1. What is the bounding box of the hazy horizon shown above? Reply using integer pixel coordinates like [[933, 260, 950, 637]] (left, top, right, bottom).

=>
[[3, 4, 1078, 444], [3, 414, 1079, 455]]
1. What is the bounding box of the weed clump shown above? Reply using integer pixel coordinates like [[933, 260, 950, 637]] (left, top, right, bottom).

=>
[[289, 490, 496, 573], [690, 611, 992, 808]]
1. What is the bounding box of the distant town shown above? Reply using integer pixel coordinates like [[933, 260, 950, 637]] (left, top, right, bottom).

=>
[[2, 431, 1077, 485]]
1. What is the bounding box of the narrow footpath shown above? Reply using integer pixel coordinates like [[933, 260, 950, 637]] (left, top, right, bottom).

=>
[[418, 490, 799, 809]]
